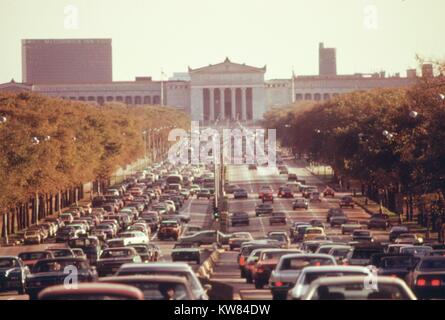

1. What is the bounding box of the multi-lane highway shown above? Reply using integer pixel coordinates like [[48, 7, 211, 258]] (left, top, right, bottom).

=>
[[209, 156, 389, 300]]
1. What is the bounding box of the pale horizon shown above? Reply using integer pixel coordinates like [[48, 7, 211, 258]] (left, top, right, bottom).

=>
[[1, 0, 444, 83]]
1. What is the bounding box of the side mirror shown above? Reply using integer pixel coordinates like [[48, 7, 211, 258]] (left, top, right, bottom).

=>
[[204, 284, 212, 293]]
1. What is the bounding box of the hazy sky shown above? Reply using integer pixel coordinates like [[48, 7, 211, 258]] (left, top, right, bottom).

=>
[[1, 0, 444, 83]]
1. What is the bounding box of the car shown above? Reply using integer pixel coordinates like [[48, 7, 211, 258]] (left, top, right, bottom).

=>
[[251, 249, 302, 289], [231, 212, 250, 227], [407, 256, 445, 299], [323, 187, 335, 197], [330, 215, 348, 227], [301, 276, 416, 300], [309, 219, 324, 228], [233, 188, 248, 199], [327, 245, 353, 264], [339, 196, 355, 208], [370, 253, 420, 279], [368, 214, 390, 230], [45, 248, 76, 258], [395, 233, 424, 245], [224, 184, 240, 194], [0, 256, 30, 294], [118, 231, 149, 245], [309, 192, 322, 203], [288, 266, 372, 300], [303, 227, 326, 241], [326, 208, 345, 222], [178, 230, 231, 246], [18, 251, 54, 269], [99, 275, 196, 300], [115, 262, 210, 300], [248, 164, 257, 170], [352, 230, 374, 242], [277, 187, 293, 198], [96, 247, 142, 277], [23, 231, 41, 244], [292, 198, 309, 210], [129, 244, 151, 263], [171, 244, 201, 264], [38, 283, 144, 300], [389, 226, 410, 242], [268, 232, 291, 248], [147, 243, 162, 262], [341, 221, 365, 234], [255, 203, 273, 216], [269, 253, 337, 300], [269, 212, 287, 226], [302, 186, 318, 199], [261, 192, 274, 203], [238, 243, 282, 278], [26, 257, 98, 299], [229, 232, 254, 251], [196, 189, 211, 199], [287, 173, 298, 181], [344, 243, 385, 266], [399, 245, 432, 257], [289, 221, 310, 238], [158, 220, 181, 241], [293, 224, 313, 243]]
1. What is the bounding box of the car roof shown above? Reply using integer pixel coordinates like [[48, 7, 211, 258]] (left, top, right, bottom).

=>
[[301, 265, 370, 274], [118, 262, 192, 272], [38, 283, 144, 300], [310, 275, 410, 287], [100, 275, 189, 284]]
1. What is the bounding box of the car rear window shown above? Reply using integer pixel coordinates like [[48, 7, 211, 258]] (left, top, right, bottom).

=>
[[419, 259, 445, 271], [281, 257, 334, 270]]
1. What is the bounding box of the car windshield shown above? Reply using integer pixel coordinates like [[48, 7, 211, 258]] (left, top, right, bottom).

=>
[[122, 281, 190, 300], [352, 249, 382, 259], [101, 250, 132, 259], [51, 250, 73, 257], [69, 239, 98, 247], [0, 258, 18, 268], [419, 259, 445, 271], [19, 252, 49, 260], [281, 257, 334, 270], [304, 271, 367, 284], [33, 260, 88, 273], [311, 283, 410, 300], [306, 229, 322, 235], [381, 256, 416, 268]]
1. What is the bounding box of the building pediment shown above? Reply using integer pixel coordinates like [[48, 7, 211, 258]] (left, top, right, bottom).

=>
[[188, 57, 266, 74]]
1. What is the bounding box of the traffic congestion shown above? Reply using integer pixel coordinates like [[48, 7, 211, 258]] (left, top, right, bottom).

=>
[[1, 147, 444, 301]]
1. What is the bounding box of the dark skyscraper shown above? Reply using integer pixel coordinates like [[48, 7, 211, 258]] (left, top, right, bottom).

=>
[[22, 39, 112, 84], [319, 42, 337, 76]]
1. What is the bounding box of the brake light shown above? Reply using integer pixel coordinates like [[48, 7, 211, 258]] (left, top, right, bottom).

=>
[[274, 281, 283, 287], [416, 278, 426, 286], [256, 265, 264, 273], [431, 279, 441, 287], [239, 256, 245, 266], [314, 261, 321, 266]]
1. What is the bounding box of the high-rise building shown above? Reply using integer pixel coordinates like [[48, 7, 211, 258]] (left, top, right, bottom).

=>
[[22, 39, 112, 84], [319, 42, 337, 76]]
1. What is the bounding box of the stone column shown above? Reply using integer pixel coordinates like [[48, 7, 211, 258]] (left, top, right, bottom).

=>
[[220, 87, 225, 120], [241, 87, 247, 121], [231, 88, 236, 120], [209, 88, 215, 121]]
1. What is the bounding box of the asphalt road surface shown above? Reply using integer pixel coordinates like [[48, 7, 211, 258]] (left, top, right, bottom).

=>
[[209, 156, 390, 300]]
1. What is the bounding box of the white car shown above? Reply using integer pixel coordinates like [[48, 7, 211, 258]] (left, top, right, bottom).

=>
[[118, 231, 149, 245], [288, 266, 372, 300], [163, 200, 176, 213], [301, 275, 417, 300]]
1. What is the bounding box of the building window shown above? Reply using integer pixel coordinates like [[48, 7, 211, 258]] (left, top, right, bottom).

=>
[[314, 93, 321, 101], [323, 93, 330, 100], [106, 96, 114, 102], [153, 95, 160, 104], [304, 93, 312, 100], [295, 94, 303, 101], [87, 96, 95, 101], [144, 96, 151, 104], [134, 96, 142, 104], [116, 96, 123, 102], [97, 97, 105, 105], [125, 96, 133, 104]]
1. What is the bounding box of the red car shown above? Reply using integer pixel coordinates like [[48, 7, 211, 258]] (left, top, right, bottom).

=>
[[323, 187, 335, 197], [262, 192, 274, 203]]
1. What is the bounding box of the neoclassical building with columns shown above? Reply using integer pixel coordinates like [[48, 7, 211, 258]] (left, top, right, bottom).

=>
[[1, 56, 424, 123], [188, 58, 266, 122]]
